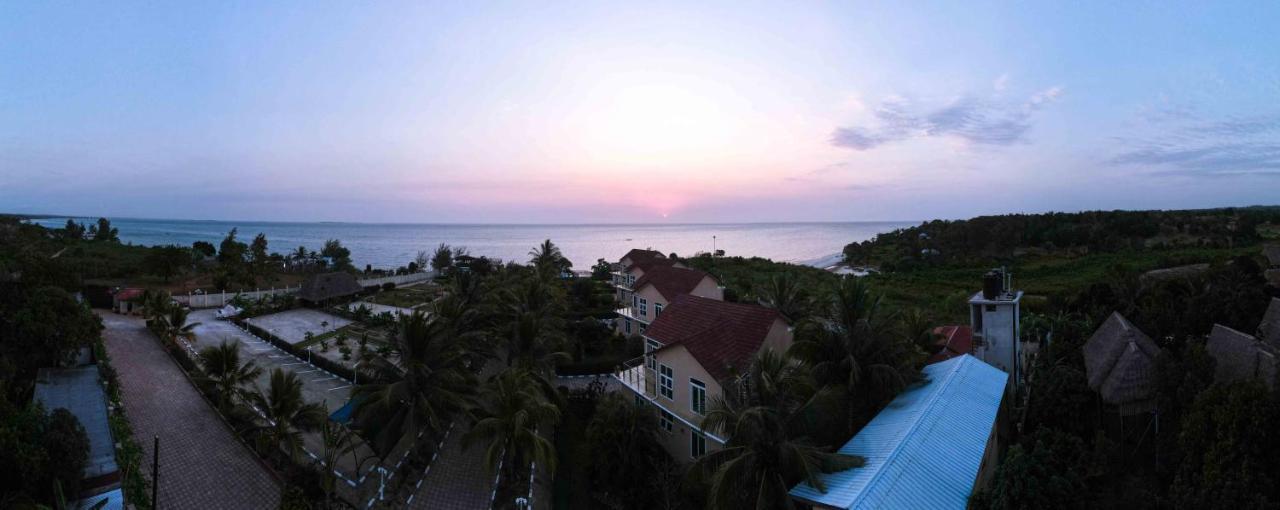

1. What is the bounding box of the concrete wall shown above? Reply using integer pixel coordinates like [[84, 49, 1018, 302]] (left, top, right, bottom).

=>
[[175, 271, 435, 309]]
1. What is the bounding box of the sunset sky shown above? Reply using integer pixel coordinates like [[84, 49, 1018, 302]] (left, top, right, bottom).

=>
[[3, 1, 1278, 223]]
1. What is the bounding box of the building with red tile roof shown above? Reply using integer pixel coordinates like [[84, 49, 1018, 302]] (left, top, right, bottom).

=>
[[926, 325, 973, 365], [615, 294, 792, 462]]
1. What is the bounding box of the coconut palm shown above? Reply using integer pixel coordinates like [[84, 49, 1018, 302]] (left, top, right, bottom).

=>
[[528, 239, 567, 276], [694, 349, 862, 510], [759, 272, 811, 322], [462, 368, 560, 483], [788, 277, 917, 436], [197, 340, 263, 412], [246, 368, 327, 462], [157, 306, 201, 346], [352, 311, 477, 456], [317, 417, 360, 509]]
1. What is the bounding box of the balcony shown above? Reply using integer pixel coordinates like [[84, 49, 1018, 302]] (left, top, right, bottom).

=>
[[615, 356, 656, 398], [615, 306, 651, 324]]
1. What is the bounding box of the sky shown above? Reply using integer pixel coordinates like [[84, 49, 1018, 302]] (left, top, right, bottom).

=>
[[2, 1, 1279, 224]]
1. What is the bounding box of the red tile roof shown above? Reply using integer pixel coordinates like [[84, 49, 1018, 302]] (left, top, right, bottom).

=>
[[113, 288, 146, 302], [632, 265, 715, 301], [645, 294, 783, 381], [622, 249, 666, 268], [926, 325, 973, 365]]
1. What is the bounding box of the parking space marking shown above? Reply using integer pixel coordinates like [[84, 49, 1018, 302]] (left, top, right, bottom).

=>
[[314, 376, 338, 382], [328, 385, 352, 391], [295, 369, 320, 374]]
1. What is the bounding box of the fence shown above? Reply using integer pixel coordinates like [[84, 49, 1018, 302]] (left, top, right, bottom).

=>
[[175, 271, 437, 309]]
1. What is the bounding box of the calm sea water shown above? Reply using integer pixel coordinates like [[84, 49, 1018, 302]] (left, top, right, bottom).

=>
[[31, 217, 915, 270]]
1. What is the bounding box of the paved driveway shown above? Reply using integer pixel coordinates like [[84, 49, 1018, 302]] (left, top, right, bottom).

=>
[[98, 312, 281, 509]]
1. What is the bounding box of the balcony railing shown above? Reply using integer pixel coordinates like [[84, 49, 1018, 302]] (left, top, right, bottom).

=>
[[614, 307, 651, 324], [614, 356, 656, 398]]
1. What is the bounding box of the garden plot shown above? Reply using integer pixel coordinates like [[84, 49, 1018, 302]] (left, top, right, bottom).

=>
[[244, 308, 352, 345]]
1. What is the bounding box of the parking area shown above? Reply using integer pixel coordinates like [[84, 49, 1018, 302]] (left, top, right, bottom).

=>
[[188, 310, 379, 490], [243, 308, 352, 345]]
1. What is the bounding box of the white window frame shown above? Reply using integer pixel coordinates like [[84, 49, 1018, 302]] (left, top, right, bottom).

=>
[[658, 364, 674, 400], [654, 303, 663, 317], [625, 318, 632, 334], [659, 410, 674, 433], [632, 294, 638, 309], [645, 340, 661, 370], [628, 274, 636, 286], [691, 431, 706, 458], [690, 378, 707, 416], [639, 298, 648, 316]]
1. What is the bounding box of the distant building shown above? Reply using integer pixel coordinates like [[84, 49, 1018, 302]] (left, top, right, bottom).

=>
[[789, 355, 1008, 510], [1207, 323, 1278, 389], [111, 287, 146, 315], [926, 325, 973, 365], [1082, 312, 1160, 415], [969, 269, 1023, 388], [297, 272, 363, 306], [614, 294, 792, 462], [34, 366, 124, 508]]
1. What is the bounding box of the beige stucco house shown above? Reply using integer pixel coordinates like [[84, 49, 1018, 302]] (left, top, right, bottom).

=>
[[610, 249, 722, 336], [615, 294, 792, 461]]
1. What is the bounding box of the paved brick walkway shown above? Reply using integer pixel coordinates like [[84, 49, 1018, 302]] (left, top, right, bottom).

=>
[[406, 423, 497, 510], [99, 312, 281, 509]]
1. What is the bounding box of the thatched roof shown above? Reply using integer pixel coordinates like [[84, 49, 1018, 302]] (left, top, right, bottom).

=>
[[1261, 298, 1280, 351], [298, 272, 363, 303], [1207, 323, 1278, 389], [1082, 312, 1160, 415]]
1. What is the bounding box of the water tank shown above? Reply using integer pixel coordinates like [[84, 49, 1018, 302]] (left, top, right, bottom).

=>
[[982, 270, 1003, 299]]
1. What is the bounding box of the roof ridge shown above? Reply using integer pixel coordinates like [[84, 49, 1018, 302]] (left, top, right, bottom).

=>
[[846, 356, 970, 509]]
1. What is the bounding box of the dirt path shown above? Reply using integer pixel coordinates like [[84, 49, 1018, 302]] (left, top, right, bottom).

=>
[[99, 312, 281, 509]]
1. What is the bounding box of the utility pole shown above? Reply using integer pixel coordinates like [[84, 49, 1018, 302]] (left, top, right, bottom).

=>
[[713, 235, 716, 257], [152, 435, 159, 508]]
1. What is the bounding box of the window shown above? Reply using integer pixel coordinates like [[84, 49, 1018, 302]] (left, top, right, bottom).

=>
[[659, 364, 674, 400], [628, 274, 636, 286], [632, 294, 638, 309], [659, 410, 674, 433], [691, 431, 706, 458], [645, 340, 661, 370], [639, 298, 648, 316], [690, 379, 707, 415], [654, 303, 664, 317], [625, 318, 632, 334], [639, 323, 647, 334]]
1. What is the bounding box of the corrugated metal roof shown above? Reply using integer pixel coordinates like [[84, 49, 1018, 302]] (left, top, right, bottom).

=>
[[789, 355, 1007, 510]]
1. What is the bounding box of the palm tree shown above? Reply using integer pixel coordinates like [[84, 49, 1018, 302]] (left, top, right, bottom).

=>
[[528, 239, 566, 275], [158, 306, 201, 345], [759, 272, 811, 322], [693, 349, 862, 510], [197, 340, 263, 412], [247, 368, 327, 463], [788, 277, 917, 436], [462, 368, 560, 484], [317, 417, 360, 509], [352, 311, 477, 456]]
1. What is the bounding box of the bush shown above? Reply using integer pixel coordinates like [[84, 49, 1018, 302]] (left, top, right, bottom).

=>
[[382, 282, 395, 291]]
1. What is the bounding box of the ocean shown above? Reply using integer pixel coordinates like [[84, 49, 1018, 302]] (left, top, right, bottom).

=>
[[30, 217, 915, 270]]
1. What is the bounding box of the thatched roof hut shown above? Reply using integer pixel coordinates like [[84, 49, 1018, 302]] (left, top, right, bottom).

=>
[[1207, 323, 1278, 389], [297, 272, 363, 305], [1083, 312, 1160, 415]]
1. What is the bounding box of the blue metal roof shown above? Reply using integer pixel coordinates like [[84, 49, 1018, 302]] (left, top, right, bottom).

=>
[[789, 354, 1007, 510]]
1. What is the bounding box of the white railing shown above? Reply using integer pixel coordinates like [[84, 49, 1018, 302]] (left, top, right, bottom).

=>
[[176, 286, 302, 308], [176, 271, 436, 309], [614, 357, 655, 398]]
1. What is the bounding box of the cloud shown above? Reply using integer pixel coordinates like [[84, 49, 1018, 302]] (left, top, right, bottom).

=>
[[1108, 109, 1280, 177], [829, 87, 1063, 151]]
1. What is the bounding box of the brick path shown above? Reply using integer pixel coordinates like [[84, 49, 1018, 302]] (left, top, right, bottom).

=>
[[99, 312, 281, 509]]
